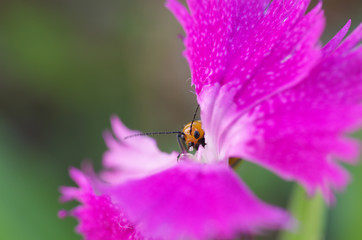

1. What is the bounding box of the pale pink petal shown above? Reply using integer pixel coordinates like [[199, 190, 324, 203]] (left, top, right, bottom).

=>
[[59, 168, 142, 240], [198, 83, 255, 164], [105, 162, 293, 240], [167, 0, 325, 111], [101, 116, 178, 183]]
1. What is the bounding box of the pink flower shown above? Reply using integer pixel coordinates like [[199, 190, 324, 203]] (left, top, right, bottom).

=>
[[60, 0, 362, 239]]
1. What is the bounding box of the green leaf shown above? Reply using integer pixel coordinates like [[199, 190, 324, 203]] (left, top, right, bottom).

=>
[[279, 184, 326, 240]]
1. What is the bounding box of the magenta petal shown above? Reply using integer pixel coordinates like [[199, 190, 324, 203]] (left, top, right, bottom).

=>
[[60, 168, 141, 240], [226, 25, 362, 202], [335, 22, 362, 55], [323, 20, 351, 55], [167, 0, 325, 111], [198, 21, 362, 201], [107, 162, 293, 240]]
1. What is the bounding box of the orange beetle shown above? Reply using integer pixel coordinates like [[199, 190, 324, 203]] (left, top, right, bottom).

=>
[[178, 120, 205, 152], [177, 120, 241, 167]]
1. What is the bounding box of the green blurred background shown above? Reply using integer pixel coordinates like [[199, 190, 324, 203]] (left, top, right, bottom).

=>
[[0, 0, 361, 239]]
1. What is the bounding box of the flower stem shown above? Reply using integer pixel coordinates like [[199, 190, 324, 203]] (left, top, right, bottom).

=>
[[278, 184, 326, 240]]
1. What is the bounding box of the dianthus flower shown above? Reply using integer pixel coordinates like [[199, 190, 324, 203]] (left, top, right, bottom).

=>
[[60, 0, 362, 239]]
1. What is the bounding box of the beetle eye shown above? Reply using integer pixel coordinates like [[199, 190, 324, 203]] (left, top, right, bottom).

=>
[[194, 130, 200, 139]]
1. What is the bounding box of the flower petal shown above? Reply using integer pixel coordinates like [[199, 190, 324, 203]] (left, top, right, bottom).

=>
[[214, 24, 362, 203], [101, 116, 178, 183], [106, 162, 293, 240], [167, 0, 325, 111], [322, 20, 351, 55], [59, 168, 142, 240]]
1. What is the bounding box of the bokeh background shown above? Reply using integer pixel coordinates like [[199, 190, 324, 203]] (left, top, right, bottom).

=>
[[0, 0, 361, 239]]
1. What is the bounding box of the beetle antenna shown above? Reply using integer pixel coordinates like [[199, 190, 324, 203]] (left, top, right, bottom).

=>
[[124, 131, 184, 140], [189, 104, 200, 135]]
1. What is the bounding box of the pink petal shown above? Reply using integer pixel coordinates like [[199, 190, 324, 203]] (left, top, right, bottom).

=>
[[203, 24, 362, 203], [323, 20, 351, 55], [101, 116, 178, 183], [335, 22, 362, 55], [106, 162, 293, 240], [167, 0, 325, 111], [59, 168, 142, 240]]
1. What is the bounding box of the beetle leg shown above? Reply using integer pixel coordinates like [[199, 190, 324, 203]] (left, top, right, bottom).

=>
[[177, 133, 188, 156]]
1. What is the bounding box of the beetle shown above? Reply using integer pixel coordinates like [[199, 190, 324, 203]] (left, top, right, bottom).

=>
[[177, 120, 205, 153]]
